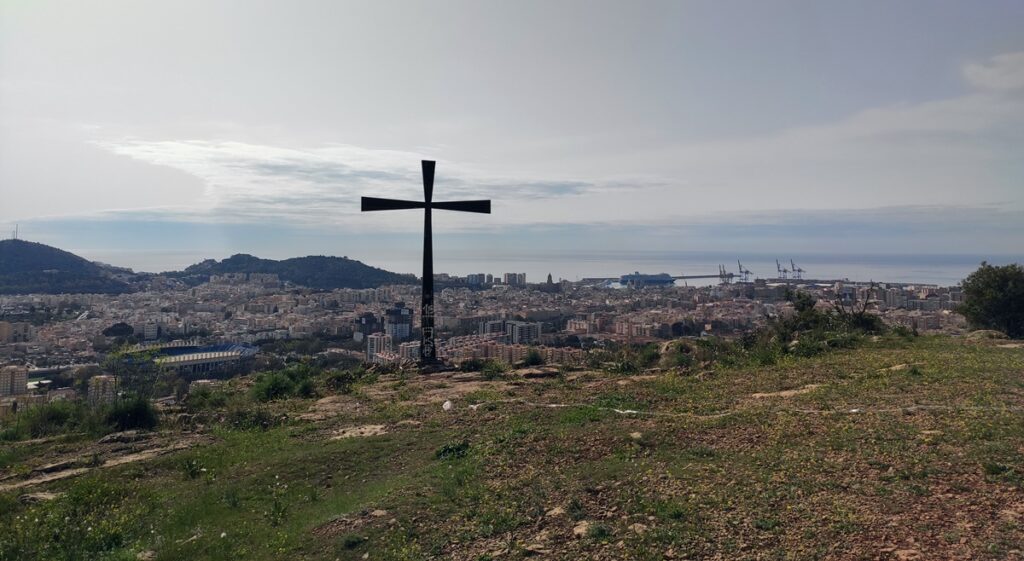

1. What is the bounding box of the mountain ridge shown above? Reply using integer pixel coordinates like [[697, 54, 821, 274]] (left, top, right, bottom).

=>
[[0, 240, 415, 294]]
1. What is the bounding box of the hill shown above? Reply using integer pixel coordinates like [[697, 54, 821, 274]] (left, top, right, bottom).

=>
[[0, 239, 132, 294], [171, 253, 416, 289], [3, 335, 1023, 560]]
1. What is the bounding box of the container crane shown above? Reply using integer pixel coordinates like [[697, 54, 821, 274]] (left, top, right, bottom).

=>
[[790, 259, 805, 280], [776, 259, 789, 280], [737, 260, 752, 282]]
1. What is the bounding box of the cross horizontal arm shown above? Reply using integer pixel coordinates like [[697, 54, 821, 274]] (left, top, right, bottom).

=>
[[361, 197, 426, 212], [432, 200, 491, 214]]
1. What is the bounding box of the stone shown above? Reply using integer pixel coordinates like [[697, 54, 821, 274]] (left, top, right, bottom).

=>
[[629, 522, 648, 534], [573, 521, 591, 539], [545, 506, 566, 517], [18, 491, 61, 504]]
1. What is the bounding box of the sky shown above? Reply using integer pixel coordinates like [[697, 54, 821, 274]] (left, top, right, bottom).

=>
[[1, 0, 1022, 277]]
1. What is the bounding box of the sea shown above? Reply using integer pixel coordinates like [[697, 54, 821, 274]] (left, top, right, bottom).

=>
[[91, 249, 1022, 288], [412, 251, 1023, 287]]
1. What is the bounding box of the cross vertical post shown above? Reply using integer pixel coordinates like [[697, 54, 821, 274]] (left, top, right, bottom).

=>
[[361, 160, 490, 367]]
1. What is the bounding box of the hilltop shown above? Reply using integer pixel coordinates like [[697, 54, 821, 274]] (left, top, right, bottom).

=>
[[0, 239, 132, 295], [0, 240, 415, 294], [170, 253, 416, 289], [2, 335, 1023, 560]]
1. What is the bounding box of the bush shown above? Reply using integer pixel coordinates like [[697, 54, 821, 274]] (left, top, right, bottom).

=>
[[252, 372, 295, 402], [105, 397, 158, 431], [481, 360, 510, 380], [186, 386, 228, 411], [324, 367, 366, 394], [224, 406, 277, 431], [523, 348, 545, 366], [435, 439, 470, 460], [459, 358, 486, 372], [959, 262, 1024, 338]]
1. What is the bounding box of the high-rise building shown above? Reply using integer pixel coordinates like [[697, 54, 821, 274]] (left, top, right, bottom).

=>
[[385, 302, 413, 341], [398, 341, 421, 361], [0, 366, 28, 397], [486, 274, 493, 284], [353, 312, 382, 343], [479, 320, 507, 336], [88, 375, 118, 406], [505, 321, 542, 344], [502, 273, 526, 286], [0, 322, 34, 343], [366, 332, 393, 363]]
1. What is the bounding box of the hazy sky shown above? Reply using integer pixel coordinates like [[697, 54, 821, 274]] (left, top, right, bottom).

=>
[[1, 0, 1022, 273]]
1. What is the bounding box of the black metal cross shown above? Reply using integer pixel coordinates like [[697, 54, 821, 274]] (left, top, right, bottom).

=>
[[361, 160, 491, 365]]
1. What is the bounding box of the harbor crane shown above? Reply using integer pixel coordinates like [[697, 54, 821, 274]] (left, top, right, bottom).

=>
[[776, 259, 789, 280], [790, 259, 805, 280], [737, 260, 752, 282]]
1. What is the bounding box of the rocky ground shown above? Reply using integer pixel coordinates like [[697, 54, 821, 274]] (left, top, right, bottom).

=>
[[2, 334, 1023, 560]]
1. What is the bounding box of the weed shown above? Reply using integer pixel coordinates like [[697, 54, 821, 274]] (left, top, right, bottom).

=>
[[436, 440, 470, 460]]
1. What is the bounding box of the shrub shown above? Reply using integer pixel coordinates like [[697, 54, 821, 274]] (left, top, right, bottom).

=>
[[187, 386, 228, 411], [224, 406, 277, 431], [959, 262, 1024, 338], [105, 397, 158, 431], [324, 367, 365, 394], [435, 440, 470, 460], [523, 348, 545, 366], [294, 378, 317, 398], [481, 360, 510, 380], [459, 358, 486, 372], [252, 372, 295, 402]]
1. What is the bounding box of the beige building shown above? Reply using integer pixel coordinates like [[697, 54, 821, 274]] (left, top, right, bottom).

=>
[[0, 321, 34, 343], [88, 375, 118, 406], [0, 365, 28, 397], [366, 332, 393, 363]]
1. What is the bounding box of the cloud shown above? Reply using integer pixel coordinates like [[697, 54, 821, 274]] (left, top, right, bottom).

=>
[[963, 51, 1024, 92], [91, 139, 604, 228], [83, 51, 1024, 234]]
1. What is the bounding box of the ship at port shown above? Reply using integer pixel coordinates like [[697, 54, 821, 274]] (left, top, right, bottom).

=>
[[619, 272, 676, 288]]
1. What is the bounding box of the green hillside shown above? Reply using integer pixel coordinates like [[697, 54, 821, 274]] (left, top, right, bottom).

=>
[[3, 335, 1023, 560], [173, 253, 416, 289], [0, 239, 131, 294]]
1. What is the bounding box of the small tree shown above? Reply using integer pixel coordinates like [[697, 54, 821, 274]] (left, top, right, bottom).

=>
[[523, 348, 545, 366], [959, 262, 1024, 338]]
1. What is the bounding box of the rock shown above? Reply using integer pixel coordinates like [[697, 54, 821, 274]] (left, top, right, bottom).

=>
[[894, 550, 922, 560], [629, 522, 648, 534], [98, 430, 149, 444], [370, 509, 388, 517], [573, 521, 591, 539], [523, 544, 550, 556], [31, 459, 79, 475], [19, 491, 61, 504], [966, 329, 1008, 340], [545, 506, 566, 517], [136, 551, 156, 561], [521, 367, 559, 379], [629, 432, 643, 441], [442, 400, 453, 411]]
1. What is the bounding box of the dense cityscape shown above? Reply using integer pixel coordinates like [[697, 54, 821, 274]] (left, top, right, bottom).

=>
[[0, 264, 968, 412]]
